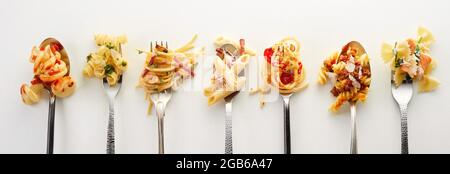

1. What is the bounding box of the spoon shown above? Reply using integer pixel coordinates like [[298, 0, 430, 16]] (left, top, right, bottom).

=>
[[39, 38, 70, 154], [339, 41, 369, 154]]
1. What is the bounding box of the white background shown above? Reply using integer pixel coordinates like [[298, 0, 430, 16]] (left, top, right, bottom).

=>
[[1, 0, 449, 154]]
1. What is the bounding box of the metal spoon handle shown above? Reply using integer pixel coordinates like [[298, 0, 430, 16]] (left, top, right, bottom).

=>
[[156, 102, 165, 154], [399, 104, 409, 154], [47, 94, 56, 154], [106, 99, 115, 154], [350, 103, 357, 154], [225, 102, 233, 154], [282, 96, 291, 154]]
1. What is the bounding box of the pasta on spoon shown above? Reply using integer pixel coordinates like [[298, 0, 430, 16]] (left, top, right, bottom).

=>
[[318, 42, 371, 112], [21, 41, 76, 104]]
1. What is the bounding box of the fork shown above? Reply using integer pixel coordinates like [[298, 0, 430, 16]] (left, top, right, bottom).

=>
[[149, 41, 173, 154], [221, 43, 242, 154], [391, 71, 413, 154], [280, 93, 292, 154], [103, 76, 122, 154], [224, 92, 238, 154], [103, 44, 123, 154]]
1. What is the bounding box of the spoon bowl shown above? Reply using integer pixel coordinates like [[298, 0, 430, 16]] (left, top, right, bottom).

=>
[[40, 38, 70, 76], [339, 41, 370, 154], [38, 38, 70, 154]]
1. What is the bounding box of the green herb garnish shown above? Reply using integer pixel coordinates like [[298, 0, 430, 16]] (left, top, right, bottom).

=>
[[414, 37, 423, 60], [104, 64, 115, 75], [106, 43, 115, 50]]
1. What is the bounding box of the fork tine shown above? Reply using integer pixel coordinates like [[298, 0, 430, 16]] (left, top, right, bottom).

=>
[[166, 41, 168, 49], [150, 42, 153, 52]]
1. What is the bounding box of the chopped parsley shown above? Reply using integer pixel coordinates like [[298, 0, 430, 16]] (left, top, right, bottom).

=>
[[106, 43, 115, 50], [414, 37, 422, 60], [121, 61, 127, 67], [104, 64, 115, 75]]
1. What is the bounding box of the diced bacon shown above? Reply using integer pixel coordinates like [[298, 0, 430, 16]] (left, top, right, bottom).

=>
[[239, 39, 245, 55]]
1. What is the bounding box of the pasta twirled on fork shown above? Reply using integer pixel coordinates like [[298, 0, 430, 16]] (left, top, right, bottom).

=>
[[251, 37, 308, 107], [137, 35, 203, 115]]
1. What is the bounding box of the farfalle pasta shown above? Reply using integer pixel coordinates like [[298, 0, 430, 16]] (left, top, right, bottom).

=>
[[83, 34, 128, 86], [137, 35, 203, 114], [204, 37, 255, 106], [381, 27, 439, 92], [21, 43, 76, 104], [318, 44, 371, 112], [251, 37, 307, 107]]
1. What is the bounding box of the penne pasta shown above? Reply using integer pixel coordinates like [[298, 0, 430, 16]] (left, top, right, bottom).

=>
[[204, 37, 254, 106]]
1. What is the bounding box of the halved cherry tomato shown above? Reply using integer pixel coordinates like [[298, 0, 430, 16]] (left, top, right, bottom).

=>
[[264, 48, 274, 64], [280, 72, 294, 85]]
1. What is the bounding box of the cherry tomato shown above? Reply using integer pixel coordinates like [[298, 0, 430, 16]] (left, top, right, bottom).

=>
[[264, 48, 274, 64], [280, 72, 294, 85]]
